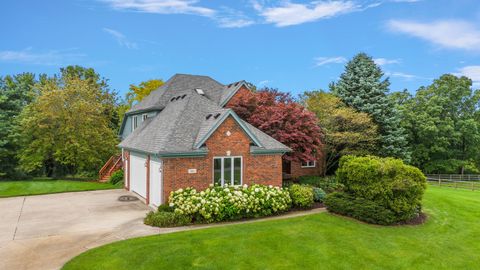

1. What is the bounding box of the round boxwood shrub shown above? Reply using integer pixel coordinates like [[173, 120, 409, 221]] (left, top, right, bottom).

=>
[[312, 187, 326, 202], [109, 169, 124, 185], [333, 155, 427, 223], [289, 184, 314, 208]]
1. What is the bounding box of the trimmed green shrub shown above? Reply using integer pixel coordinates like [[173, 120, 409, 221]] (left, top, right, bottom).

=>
[[169, 184, 292, 223], [298, 175, 344, 193], [157, 204, 174, 212], [312, 187, 326, 202], [109, 170, 124, 185], [289, 184, 314, 208], [144, 211, 191, 227], [325, 192, 397, 225], [335, 155, 427, 222]]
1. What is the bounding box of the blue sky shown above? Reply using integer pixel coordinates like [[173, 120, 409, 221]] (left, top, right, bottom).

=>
[[2, 0, 480, 98]]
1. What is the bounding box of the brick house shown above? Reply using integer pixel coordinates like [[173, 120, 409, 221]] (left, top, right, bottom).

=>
[[118, 74, 291, 207]]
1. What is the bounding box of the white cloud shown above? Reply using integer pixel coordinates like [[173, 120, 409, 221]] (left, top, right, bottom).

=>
[[374, 58, 401, 66], [103, 28, 138, 49], [386, 71, 430, 81], [215, 7, 255, 28], [101, 0, 254, 28], [102, 0, 215, 17], [314, 56, 347, 66], [387, 19, 480, 51], [256, 1, 359, 27], [455, 66, 480, 88], [257, 80, 270, 87], [0, 48, 85, 65]]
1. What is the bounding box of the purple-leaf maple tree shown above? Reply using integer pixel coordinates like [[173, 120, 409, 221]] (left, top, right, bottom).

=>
[[227, 88, 323, 163]]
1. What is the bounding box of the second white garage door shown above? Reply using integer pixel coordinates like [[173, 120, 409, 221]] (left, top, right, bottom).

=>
[[149, 157, 163, 207], [129, 152, 147, 199]]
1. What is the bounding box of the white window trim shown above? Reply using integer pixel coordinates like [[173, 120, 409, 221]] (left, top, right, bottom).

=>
[[212, 156, 243, 186], [132, 116, 139, 131], [301, 160, 316, 168], [142, 113, 148, 121]]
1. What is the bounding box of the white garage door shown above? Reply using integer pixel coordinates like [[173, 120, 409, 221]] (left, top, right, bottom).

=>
[[130, 152, 147, 199], [149, 157, 163, 207]]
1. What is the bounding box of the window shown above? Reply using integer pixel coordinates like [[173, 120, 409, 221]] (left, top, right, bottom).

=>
[[132, 116, 139, 131], [213, 156, 242, 186], [301, 160, 316, 168], [142, 114, 148, 121]]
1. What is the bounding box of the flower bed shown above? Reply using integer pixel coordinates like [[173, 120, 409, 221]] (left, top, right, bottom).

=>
[[169, 184, 292, 223]]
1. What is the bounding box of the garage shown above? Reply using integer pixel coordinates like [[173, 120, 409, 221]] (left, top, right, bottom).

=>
[[129, 152, 147, 199], [149, 156, 163, 207]]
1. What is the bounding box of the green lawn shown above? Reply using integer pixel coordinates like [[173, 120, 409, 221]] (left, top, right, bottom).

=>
[[0, 179, 121, 198], [63, 186, 480, 270]]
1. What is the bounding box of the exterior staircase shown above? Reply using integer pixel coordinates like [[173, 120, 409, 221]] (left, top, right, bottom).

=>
[[99, 154, 123, 182]]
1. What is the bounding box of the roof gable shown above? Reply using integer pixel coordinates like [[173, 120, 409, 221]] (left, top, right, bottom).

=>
[[193, 109, 263, 149]]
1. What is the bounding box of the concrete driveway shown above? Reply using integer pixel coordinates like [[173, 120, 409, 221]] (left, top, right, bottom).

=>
[[0, 189, 158, 270]]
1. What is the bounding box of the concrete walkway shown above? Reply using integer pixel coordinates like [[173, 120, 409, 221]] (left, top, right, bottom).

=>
[[0, 190, 325, 270]]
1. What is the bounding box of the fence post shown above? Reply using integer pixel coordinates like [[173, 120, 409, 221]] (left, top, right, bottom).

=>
[[438, 175, 441, 186], [472, 181, 475, 191]]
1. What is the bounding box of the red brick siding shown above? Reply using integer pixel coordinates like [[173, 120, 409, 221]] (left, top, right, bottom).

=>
[[290, 155, 325, 179], [162, 116, 283, 203]]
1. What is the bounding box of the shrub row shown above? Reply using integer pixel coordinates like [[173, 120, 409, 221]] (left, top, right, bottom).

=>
[[145, 183, 327, 227], [168, 184, 292, 223]]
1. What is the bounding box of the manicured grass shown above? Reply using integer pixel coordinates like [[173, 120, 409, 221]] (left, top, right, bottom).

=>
[[0, 179, 121, 198], [63, 186, 480, 270]]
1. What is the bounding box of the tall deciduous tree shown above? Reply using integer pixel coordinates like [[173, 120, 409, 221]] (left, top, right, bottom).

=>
[[0, 73, 36, 178], [331, 53, 410, 160], [126, 79, 164, 107], [402, 74, 480, 173], [303, 91, 379, 174], [17, 67, 118, 176], [227, 88, 323, 163]]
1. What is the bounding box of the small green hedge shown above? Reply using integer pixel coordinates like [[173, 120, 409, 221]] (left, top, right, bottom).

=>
[[298, 176, 344, 193], [289, 184, 314, 208], [109, 170, 124, 185], [325, 192, 396, 225], [144, 211, 191, 227], [327, 155, 427, 225]]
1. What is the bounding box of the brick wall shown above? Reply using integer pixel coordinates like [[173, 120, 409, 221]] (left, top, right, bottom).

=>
[[290, 155, 325, 179], [162, 116, 283, 203]]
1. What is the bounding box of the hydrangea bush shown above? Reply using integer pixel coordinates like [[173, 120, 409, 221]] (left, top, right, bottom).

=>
[[169, 184, 292, 223]]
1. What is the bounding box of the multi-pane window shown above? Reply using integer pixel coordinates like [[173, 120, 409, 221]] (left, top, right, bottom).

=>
[[301, 160, 316, 168], [142, 114, 148, 121], [132, 116, 139, 131], [213, 157, 242, 186]]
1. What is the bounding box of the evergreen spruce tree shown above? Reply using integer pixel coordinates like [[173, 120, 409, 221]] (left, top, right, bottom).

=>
[[330, 53, 410, 160]]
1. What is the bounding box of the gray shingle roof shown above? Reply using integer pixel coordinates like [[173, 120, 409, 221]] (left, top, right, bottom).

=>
[[127, 74, 226, 114], [119, 74, 290, 156], [219, 81, 245, 106]]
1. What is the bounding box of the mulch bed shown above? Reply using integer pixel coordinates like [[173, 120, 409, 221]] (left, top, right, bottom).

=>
[[394, 212, 428, 226]]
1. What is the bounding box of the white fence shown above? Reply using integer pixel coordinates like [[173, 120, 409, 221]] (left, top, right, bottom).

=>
[[425, 174, 479, 190]]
